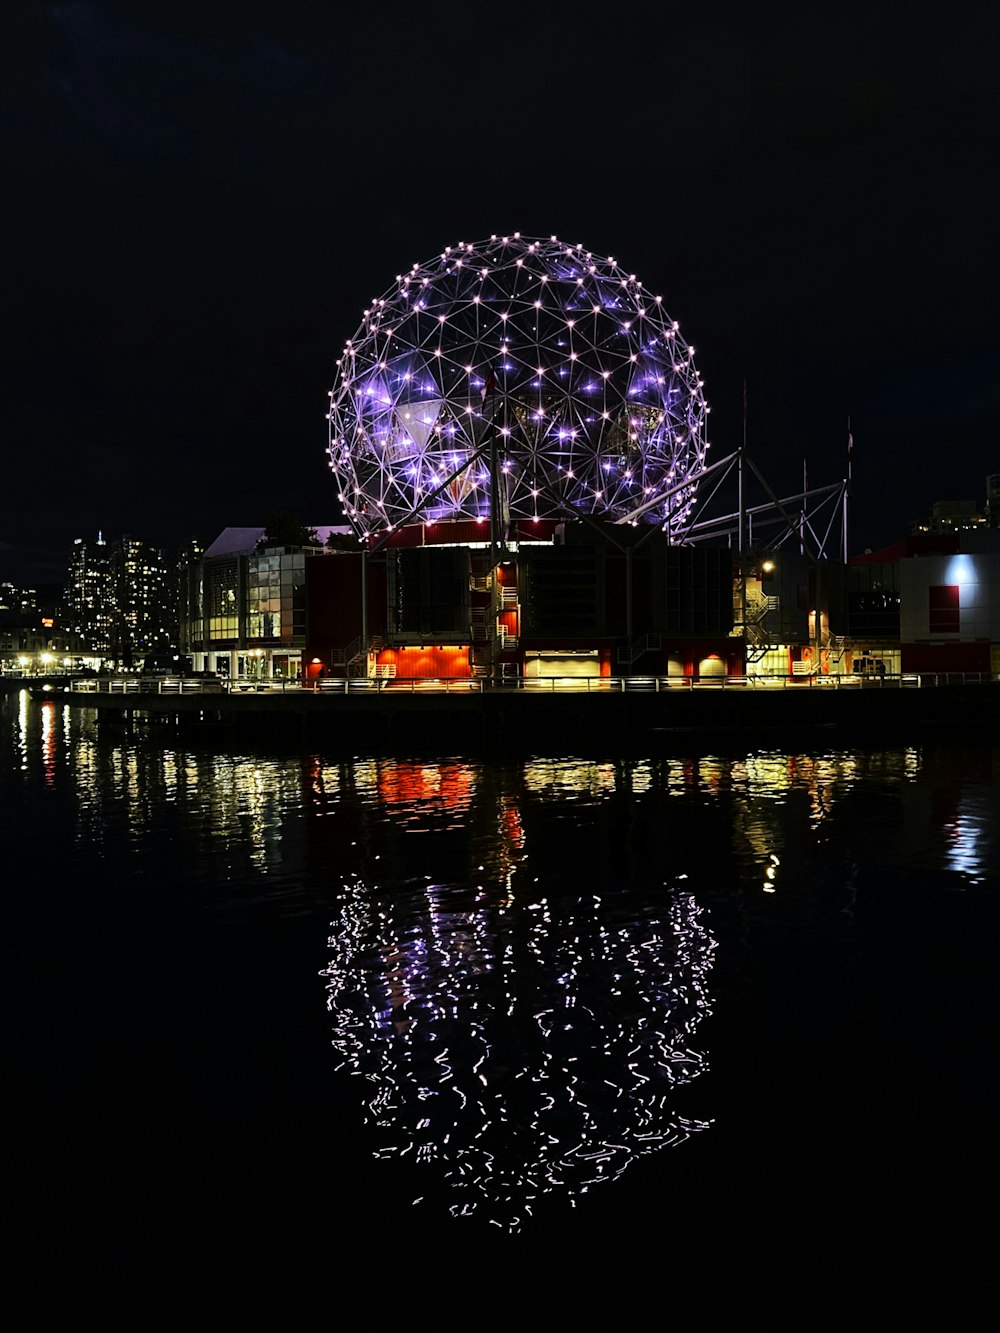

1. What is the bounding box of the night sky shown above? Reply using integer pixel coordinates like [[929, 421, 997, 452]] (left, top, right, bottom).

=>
[[3, 0, 999, 585]]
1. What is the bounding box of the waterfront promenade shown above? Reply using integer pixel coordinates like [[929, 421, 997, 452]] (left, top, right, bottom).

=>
[[64, 670, 995, 696]]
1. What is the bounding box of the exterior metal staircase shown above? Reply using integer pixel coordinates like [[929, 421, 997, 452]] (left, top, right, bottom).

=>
[[617, 632, 662, 667], [737, 593, 780, 664], [331, 633, 384, 676]]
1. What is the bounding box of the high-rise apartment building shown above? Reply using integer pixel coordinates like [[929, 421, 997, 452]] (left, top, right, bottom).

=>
[[64, 533, 177, 664], [109, 536, 175, 663], [0, 582, 38, 615], [64, 534, 113, 653]]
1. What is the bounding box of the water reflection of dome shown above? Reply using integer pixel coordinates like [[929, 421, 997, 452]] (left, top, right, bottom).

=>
[[323, 878, 714, 1230]]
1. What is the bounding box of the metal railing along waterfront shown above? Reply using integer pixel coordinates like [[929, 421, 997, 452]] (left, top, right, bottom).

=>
[[65, 671, 998, 698]]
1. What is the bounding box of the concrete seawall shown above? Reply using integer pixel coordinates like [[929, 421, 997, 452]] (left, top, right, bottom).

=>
[[52, 680, 1000, 751]]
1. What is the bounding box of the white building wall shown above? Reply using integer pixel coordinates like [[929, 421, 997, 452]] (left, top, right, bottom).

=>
[[899, 552, 1000, 641]]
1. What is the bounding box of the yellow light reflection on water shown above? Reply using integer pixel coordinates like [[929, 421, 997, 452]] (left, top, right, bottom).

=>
[[522, 758, 617, 797]]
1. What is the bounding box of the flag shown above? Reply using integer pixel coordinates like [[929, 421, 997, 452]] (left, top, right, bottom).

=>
[[481, 366, 496, 404], [847, 417, 854, 482]]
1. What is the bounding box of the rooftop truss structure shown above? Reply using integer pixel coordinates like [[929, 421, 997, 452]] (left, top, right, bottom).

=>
[[668, 448, 851, 563]]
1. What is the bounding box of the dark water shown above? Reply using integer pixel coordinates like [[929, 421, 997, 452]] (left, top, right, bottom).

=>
[[4, 691, 998, 1279]]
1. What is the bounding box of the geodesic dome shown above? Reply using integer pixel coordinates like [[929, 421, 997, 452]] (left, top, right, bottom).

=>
[[327, 234, 710, 537]]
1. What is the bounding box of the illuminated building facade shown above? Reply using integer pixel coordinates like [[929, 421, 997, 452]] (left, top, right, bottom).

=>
[[303, 520, 741, 682], [181, 526, 351, 678], [0, 582, 38, 616], [835, 528, 1000, 674], [64, 534, 113, 654], [63, 533, 176, 666], [1, 580, 86, 673], [108, 535, 175, 664], [898, 530, 1000, 674]]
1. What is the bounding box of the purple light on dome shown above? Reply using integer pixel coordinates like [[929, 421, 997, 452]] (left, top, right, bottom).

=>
[[327, 234, 709, 533]]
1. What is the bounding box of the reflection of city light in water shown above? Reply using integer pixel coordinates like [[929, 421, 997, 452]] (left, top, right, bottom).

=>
[[945, 795, 990, 882], [323, 879, 714, 1231], [378, 762, 475, 813], [522, 759, 618, 797], [40, 701, 56, 787], [17, 689, 29, 770], [730, 752, 873, 892]]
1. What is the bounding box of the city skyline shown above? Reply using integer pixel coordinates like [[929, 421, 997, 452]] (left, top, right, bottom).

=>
[[3, 3, 998, 583]]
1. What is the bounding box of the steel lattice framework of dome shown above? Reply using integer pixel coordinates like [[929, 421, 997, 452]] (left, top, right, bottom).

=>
[[327, 234, 711, 537]]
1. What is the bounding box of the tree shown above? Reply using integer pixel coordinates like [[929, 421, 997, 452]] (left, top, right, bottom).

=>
[[325, 530, 364, 552], [258, 513, 319, 550]]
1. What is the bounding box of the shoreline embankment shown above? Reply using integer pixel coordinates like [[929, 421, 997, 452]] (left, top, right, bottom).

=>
[[19, 678, 998, 750]]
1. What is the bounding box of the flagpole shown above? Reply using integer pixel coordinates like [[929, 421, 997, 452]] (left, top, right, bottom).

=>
[[738, 377, 747, 554], [484, 366, 499, 573], [738, 377, 747, 671], [843, 415, 853, 563]]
